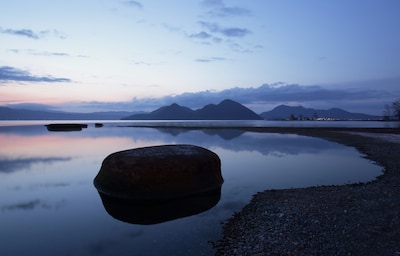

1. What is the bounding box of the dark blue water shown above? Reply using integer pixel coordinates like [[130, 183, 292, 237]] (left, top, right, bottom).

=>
[[0, 122, 382, 256]]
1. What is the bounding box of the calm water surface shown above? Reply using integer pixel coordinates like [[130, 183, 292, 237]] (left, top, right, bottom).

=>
[[0, 122, 382, 256]]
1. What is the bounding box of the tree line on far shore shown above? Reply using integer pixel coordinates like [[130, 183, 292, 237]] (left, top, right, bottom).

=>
[[383, 99, 400, 120]]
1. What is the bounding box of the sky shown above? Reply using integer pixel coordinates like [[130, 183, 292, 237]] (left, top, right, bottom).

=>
[[0, 0, 399, 115]]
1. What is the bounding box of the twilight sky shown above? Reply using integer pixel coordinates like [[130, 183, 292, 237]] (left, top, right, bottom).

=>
[[0, 0, 399, 115]]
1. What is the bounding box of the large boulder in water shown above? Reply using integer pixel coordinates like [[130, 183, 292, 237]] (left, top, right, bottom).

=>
[[93, 144, 223, 200]]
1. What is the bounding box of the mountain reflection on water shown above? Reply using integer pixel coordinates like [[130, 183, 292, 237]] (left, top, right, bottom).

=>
[[0, 122, 382, 256]]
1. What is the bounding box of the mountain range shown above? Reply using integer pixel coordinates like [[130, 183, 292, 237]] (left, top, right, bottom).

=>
[[0, 106, 138, 120], [0, 99, 382, 120], [122, 99, 263, 120], [260, 105, 381, 120]]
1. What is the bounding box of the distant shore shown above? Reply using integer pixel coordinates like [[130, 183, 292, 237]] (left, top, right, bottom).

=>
[[214, 127, 400, 255]]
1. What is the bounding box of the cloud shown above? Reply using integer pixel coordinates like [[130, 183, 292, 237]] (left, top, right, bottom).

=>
[[208, 7, 251, 18], [30, 51, 69, 57], [188, 31, 213, 39], [201, 0, 250, 17], [186, 3, 251, 48], [9, 49, 88, 58], [125, 0, 143, 8], [0, 28, 40, 39], [199, 21, 251, 37], [131, 60, 166, 66], [162, 23, 181, 33], [220, 27, 251, 37], [201, 0, 224, 7], [23, 49, 69, 57], [194, 0, 251, 50], [187, 31, 222, 44], [0, 27, 65, 39], [0, 66, 71, 83], [195, 57, 225, 62]]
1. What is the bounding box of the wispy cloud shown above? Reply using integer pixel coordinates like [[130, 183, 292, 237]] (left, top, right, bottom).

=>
[[184, 1, 251, 52], [220, 27, 251, 37], [187, 22, 250, 50], [200, 0, 251, 18], [125, 0, 143, 9], [187, 31, 222, 44], [195, 57, 226, 63], [162, 23, 181, 33], [131, 60, 166, 66], [207, 6, 251, 18], [191, 0, 251, 51], [201, 0, 224, 7], [10, 49, 69, 56], [0, 27, 65, 39], [30, 51, 69, 57], [8, 49, 88, 58], [0, 66, 71, 83], [199, 21, 251, 38], [0, 28, 40, 39], [188, 31, 213, 39]]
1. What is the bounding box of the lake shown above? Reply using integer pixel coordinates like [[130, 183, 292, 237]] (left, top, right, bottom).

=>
[[1, 119, 399, 128], [0, 121, 383, 256]]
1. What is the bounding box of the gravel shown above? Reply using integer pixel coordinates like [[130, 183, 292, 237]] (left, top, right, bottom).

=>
[[214, 127, 400, 256]]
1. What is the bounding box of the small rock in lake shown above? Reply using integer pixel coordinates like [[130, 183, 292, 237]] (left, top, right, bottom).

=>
[[45, 123, 87, 132]]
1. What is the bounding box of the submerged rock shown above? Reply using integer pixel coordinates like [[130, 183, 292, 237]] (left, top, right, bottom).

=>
[[93, 144, 223, 200]]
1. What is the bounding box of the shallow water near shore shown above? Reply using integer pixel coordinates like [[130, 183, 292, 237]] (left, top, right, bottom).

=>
[[0, 122, 382, 256]]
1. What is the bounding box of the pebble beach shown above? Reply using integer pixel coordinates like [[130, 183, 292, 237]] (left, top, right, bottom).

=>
[[214, 127, 400, 255]]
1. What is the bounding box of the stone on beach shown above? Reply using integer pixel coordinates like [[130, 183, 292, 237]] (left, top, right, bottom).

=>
[[93, 144, 223, 200]]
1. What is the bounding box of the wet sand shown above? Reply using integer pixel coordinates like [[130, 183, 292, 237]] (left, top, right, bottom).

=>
[[214, 127, 400, 255]]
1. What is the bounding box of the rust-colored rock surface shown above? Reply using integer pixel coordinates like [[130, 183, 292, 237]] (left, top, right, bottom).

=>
[[94, 144, 223, 200]]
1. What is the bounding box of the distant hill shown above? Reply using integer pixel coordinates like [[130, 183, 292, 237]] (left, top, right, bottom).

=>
[[0, 106, 139, 120], [128, 103, 195, 120], [260, 105, 381, 120], [196, 99, 263, 120], [122, 99, 263, 120]]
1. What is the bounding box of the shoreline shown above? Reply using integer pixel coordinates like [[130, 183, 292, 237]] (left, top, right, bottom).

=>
[[214, 127, 400, 255]]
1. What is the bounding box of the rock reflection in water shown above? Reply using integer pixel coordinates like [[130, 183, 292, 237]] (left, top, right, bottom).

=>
[[96, 187, 221, 225]]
